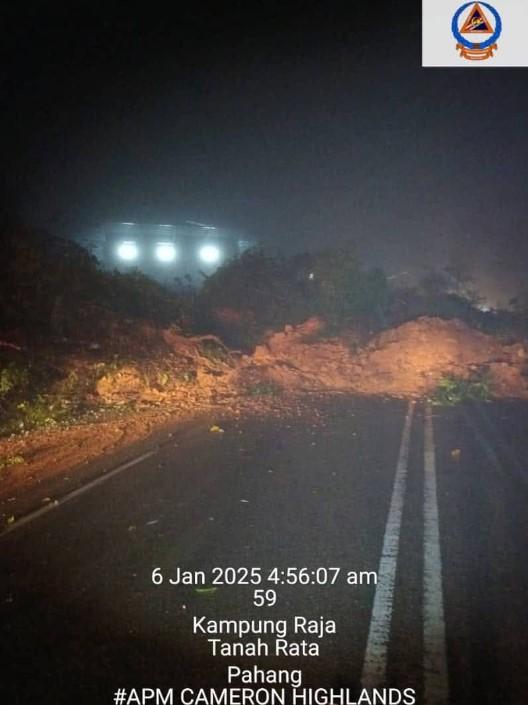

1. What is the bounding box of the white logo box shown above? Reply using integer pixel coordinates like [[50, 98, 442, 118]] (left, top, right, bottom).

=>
[[422, 0, 528, 67]]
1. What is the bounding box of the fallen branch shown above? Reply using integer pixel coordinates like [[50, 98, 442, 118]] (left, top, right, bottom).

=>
[[0, 341, 22, 352]]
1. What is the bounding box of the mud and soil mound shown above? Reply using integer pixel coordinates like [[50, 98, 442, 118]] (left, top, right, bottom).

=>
[[240, 316, 528, 398], [94, 328, 236, 404], [3, 315, 528, 513]]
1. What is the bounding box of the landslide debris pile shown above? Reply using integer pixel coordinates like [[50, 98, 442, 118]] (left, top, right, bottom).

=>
[[3, 315, 527, 438], [239, 316, 528, 399], [0, 324, 240, 502], [0, 322, 237, 437], [92, 326, 236, 405]]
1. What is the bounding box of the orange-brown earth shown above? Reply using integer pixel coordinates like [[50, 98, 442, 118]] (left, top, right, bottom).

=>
[[1, 316, 527, 509], [240, 316, 528, 398]]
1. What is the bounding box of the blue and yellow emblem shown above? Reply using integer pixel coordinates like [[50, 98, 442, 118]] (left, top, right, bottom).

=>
[[452, 2, 502, 60]]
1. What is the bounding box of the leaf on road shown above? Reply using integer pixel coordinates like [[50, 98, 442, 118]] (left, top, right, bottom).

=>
[[209, 425, 225, 433], [195, 587, 218, 595], [451, 448, 461, 461]]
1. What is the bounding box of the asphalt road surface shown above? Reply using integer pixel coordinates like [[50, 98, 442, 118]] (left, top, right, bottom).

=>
[[1, 396, 527, 705]]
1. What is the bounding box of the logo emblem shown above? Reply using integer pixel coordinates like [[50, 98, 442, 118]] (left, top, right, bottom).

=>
[[452, 2, 502, 61]]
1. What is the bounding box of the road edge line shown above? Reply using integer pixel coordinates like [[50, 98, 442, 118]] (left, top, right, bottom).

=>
[[361, 400, 415, 688], [0, 449, 157, 538], [423, 404, 450, 705]]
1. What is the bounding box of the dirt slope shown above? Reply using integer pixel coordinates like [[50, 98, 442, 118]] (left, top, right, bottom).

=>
[[2, 316, 527, 517], [240, 316, 528, 398]]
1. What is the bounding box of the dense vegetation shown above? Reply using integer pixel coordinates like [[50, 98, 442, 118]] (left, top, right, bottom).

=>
[[198, 248, 525, 347], [2, 225, 525, 350], [197, 248, 390, 346], [0, 226, 190, 434], [0, 225, 188, 340], [1, 224, 526, 434]]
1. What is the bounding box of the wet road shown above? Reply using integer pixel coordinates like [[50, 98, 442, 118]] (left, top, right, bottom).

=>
[[1, 397, 527, 705]]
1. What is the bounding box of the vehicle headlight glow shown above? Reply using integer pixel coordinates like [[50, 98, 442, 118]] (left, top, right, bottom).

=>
[[117, 240, 139, 261], [155, 242, 177, 263], [198, 244, 221, 264]]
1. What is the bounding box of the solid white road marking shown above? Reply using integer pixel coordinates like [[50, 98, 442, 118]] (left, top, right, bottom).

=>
[[0, 449, 157, 538], [361, 401, 415, 688], [423, 404, 450, 705]]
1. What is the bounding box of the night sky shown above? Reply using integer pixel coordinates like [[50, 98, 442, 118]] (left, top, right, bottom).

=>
[[2, 2, 527, 302]]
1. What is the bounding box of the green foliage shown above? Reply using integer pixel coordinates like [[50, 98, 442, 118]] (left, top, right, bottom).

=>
[[93, 358, 123, 378], [430, 373, 491, 406], [0, 362, 30, 397], [419, 264, 481, 305], [0, 225, 189, 337], [156, 371, 170, 388], [1, 395, 72, 435], [0, 454, 25, 471], [98, 269, 186, 327], [310, 249, 389, 329], [198, 338, 231, 364], [198, 247, 389, 347], [0, 353, 96, 436], [508, 294, 528, 338], [389, 270, 490, 331]]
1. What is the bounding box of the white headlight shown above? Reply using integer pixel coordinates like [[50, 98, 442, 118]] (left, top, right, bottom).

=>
[[198, 244, 221, 264], [155, 242, 177, 262], [117, 241, 139, 261]]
